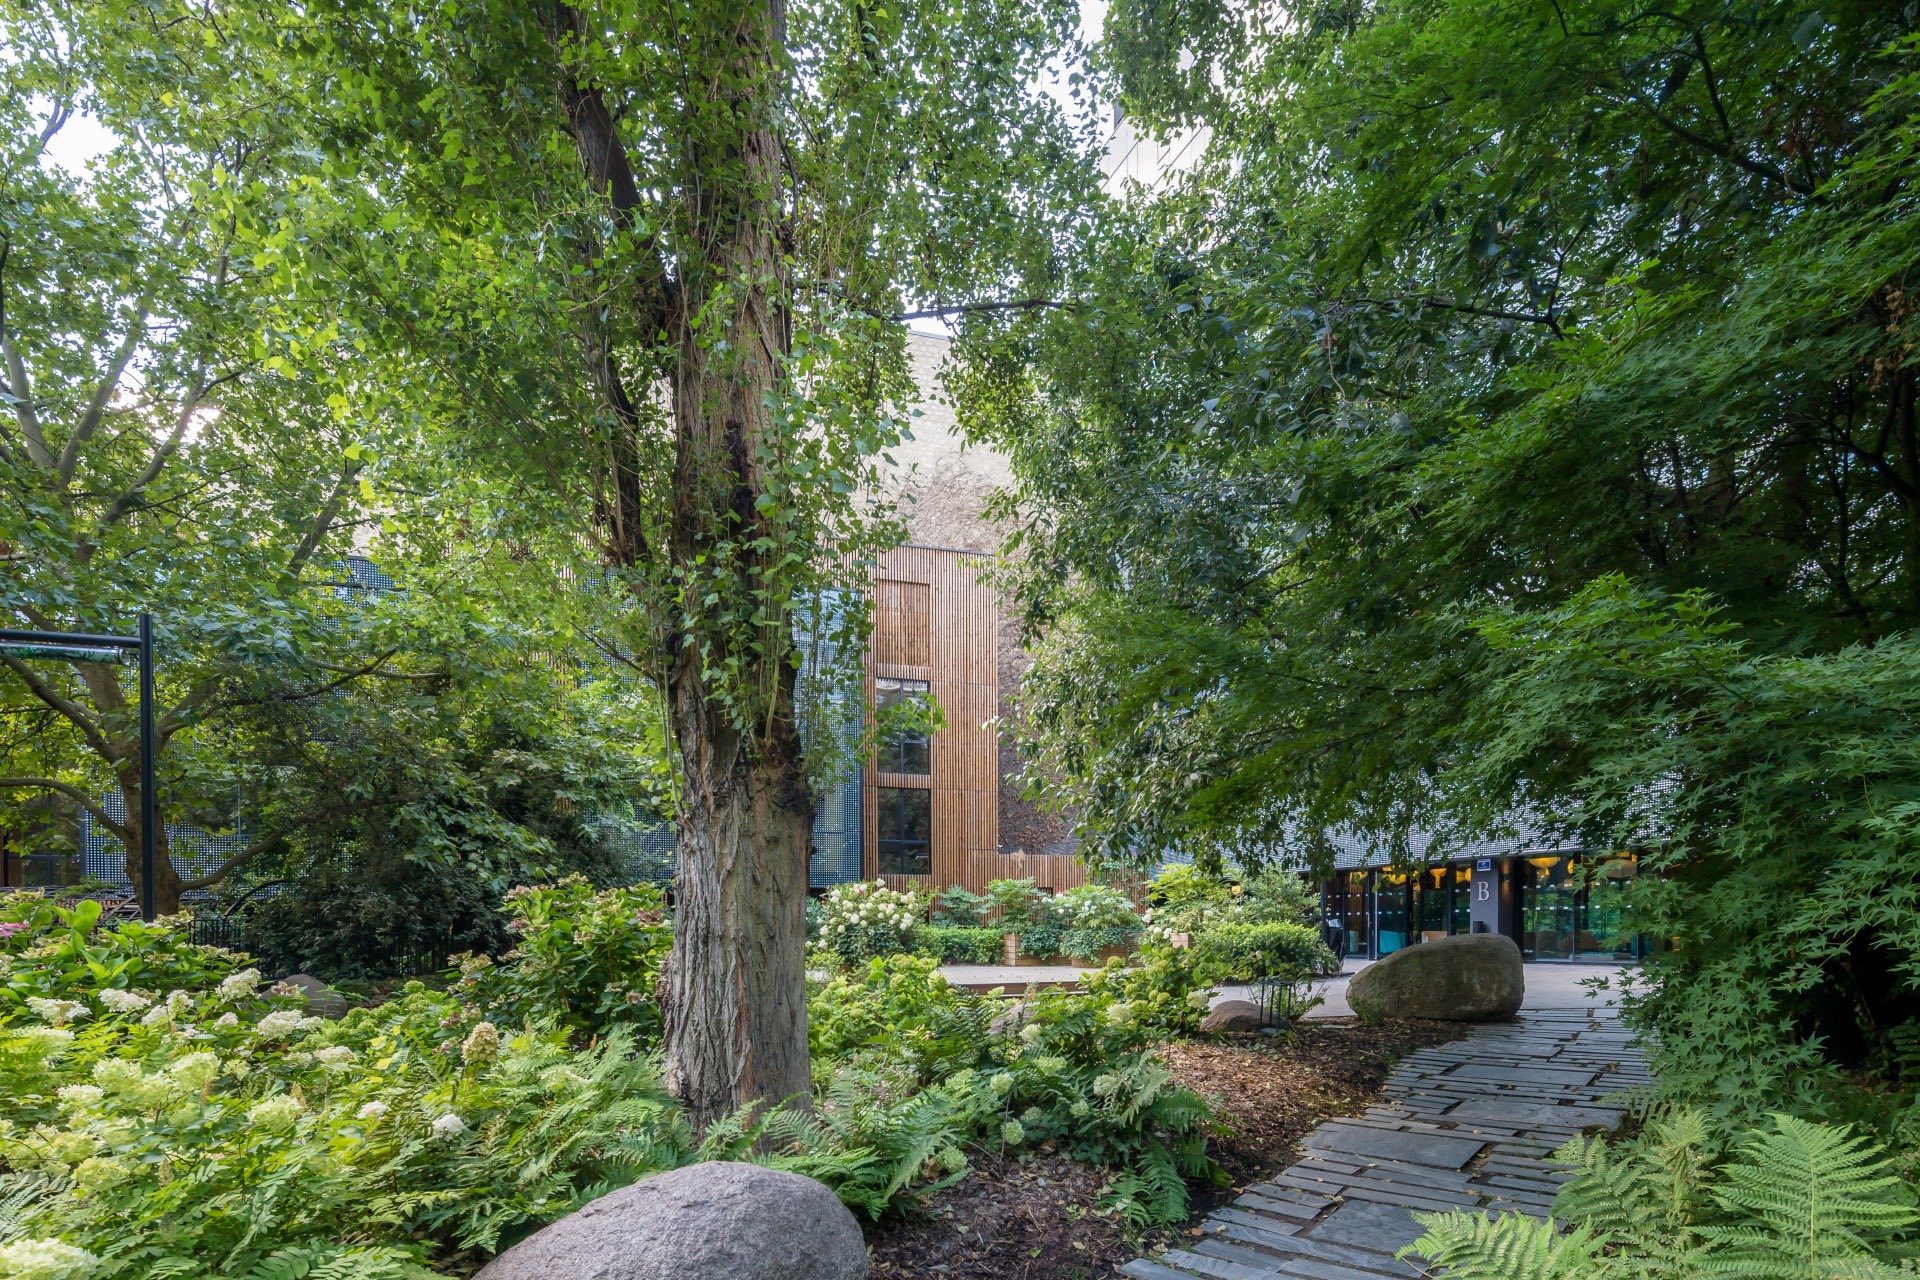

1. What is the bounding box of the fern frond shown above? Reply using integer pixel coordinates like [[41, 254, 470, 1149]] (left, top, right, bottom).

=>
[[1400, 1211, 1615, 1280], [1700, 1113, 1919, 1279]]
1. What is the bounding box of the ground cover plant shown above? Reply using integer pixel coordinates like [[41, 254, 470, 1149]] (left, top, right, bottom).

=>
[[0, 882, 1236, 1277], [1406, 1110, 1920, 1280]]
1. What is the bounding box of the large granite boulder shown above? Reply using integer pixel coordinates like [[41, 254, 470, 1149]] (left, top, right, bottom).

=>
[[1199, 999, 1265, 1033], [1348, 934, 1524, 1022], [475, 1162, 866, 1280]]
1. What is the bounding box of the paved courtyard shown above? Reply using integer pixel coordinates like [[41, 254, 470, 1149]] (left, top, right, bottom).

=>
[[1121, 1006, 1650, 1280]]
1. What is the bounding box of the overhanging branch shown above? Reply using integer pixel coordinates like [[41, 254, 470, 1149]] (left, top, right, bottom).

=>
[[0, 777, 129, 841], [888, 299, 1068, 322]]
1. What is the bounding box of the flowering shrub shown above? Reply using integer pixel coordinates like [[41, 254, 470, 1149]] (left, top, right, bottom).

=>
[[1052, 884, 1145, 960], [0, 880, 1224, 1271], [0, 897, 251, 1016], [450, 877, 671, 1045], [1143, 863, 1318, 946], [0, 903, 686, 1278], [813, 881, 924, 968], [1082, 942, 1212, 1039]]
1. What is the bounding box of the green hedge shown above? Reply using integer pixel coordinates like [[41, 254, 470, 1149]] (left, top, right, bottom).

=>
[[1194, 921, 1335, 980], [913, 925, 1003, 964]]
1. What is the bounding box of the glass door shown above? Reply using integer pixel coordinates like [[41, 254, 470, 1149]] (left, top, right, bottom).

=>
[[1375, 871, 1411, 955], [1339, 871, 1371, 959], [1451, 864, 1473, 935], [1417, 867, 1451, 942], [1575, 856, 1640, 960], [1519, 857, 1576, 959]]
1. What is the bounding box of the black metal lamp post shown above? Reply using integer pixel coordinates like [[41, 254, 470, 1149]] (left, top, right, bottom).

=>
[[0, 614, 159, 920]]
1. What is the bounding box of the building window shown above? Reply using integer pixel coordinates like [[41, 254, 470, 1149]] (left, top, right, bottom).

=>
[[877, 786, 932, 875], [875, 677, 931, 775]]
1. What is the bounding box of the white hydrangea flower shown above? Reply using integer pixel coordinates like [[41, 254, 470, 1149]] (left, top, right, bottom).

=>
[[254, 1010, 318, 1040], [313, 1045, 356, 1070], [216, 968, 262, 1000], [70, 1155, 130, 1195], [246, 1095, 303, 1134], [24, 998, 88, 1026], [1000, 1119, 1025, 1145], [213, 1012, 240, 1028], [356, 1100, 390, 1122], [0, 1237, 101, 1280], [55, 1084, 104, 1110], [166, 1052, 221, 1092], [139, 1003, 172, 1028], [430, 1112, 468, 1139], [97, 988, 152, 1014]]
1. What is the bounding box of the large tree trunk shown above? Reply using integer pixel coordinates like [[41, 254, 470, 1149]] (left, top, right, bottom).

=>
[[655, 1, 813, 1130], [550, 0, 814, 1128], [115, 771, 183, 915], [661, 696, 814, 1128]]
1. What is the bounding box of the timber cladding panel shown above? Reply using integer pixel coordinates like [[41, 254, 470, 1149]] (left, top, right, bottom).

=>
[[865, 545, 1086, 895]]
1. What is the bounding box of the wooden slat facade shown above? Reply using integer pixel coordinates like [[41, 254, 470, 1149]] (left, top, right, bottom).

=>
[[864, 545, 1087, 895]]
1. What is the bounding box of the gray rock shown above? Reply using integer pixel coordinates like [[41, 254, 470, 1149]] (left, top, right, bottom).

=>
[[989, 1001, 1029, 1037], [1199, 999, 1266, 1033], [278, 974, 348, 1020], [476, 1161, 866, 1280], [1348, 934, 1524, 1022]]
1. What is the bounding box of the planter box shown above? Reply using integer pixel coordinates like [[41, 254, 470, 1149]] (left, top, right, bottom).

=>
[[1095, 944, 1134, 964], [999, 933, 1063, 966]]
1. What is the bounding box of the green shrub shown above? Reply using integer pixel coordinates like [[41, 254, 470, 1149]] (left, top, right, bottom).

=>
[[797, 950, 1221, 1227], [931, 886, 993, 928], [1404, 1110, 1920, 1280], [814, 881, 923, 968], [0, 899, 251, 1013], [985, 877, 1050, 930], [1144, 864, 1319, 944], [1193, 921, 1335, 981], [451, 876, 672, 1046], [1082, 941, 1212, 1039], [914, 925, 1002, 964]]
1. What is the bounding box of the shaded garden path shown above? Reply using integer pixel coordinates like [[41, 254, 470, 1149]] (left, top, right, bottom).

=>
[[1125, 1008, 1650, 1280]]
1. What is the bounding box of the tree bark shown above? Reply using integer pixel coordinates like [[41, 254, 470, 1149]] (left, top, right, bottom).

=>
[[661, 692, 813, 1128]]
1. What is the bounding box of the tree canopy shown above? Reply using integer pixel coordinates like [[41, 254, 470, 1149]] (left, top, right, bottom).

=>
[[968, 0, 1920, 1118]]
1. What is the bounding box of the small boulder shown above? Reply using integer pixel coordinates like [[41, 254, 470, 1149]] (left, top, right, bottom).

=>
[[1199, 999, 1266, 1033], [989, 1001, 1029, 1037], [277, 974, 348, 1020], [1348, 934, 1524, 1022], [475, 1161, 866, 1280]]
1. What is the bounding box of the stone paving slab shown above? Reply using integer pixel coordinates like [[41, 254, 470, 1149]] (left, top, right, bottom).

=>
[[1124, 1005, 1647, 1279]]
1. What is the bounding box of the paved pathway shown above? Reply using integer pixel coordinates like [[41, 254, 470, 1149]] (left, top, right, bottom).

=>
[[1123, 1007, 1651, 1280]]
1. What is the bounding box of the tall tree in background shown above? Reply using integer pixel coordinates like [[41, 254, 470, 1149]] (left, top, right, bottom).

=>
[[0, 4, 657, 916], [966, 1, 1920, 1118]]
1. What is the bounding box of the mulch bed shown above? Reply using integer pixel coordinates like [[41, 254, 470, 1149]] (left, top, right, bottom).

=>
[[864, 1017, 1467, 1279]]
